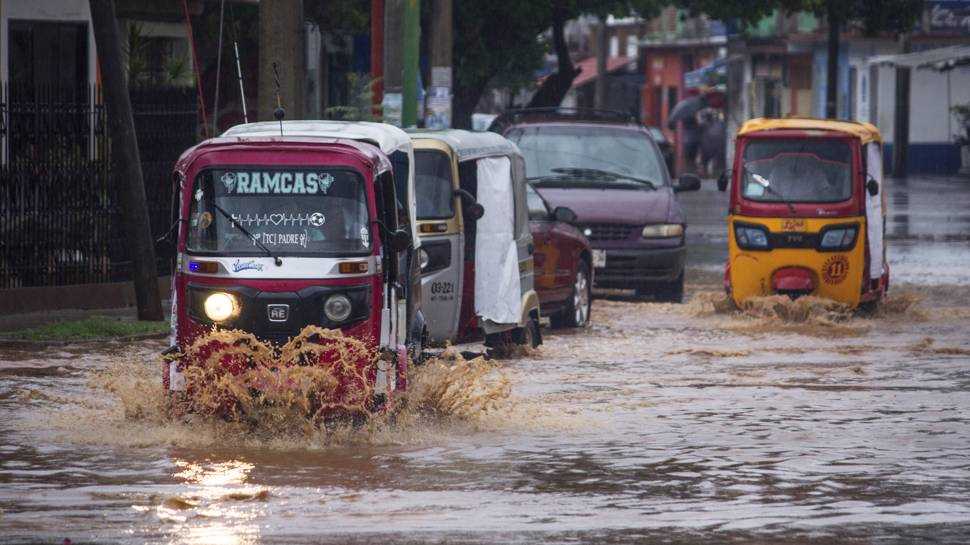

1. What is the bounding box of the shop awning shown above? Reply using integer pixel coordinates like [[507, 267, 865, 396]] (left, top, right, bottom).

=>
[[684, 57, 727, 89], [868, 45, 970, 71]]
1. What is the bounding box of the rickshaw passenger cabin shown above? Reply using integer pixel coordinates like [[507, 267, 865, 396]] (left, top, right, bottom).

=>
[[721, 118, 888, 309]]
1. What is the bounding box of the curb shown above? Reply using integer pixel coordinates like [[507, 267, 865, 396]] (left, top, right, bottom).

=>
[[0, 331, 169, 350]]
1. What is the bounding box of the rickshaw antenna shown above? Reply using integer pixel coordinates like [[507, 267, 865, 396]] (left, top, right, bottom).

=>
[[272, 62, 286, 136]]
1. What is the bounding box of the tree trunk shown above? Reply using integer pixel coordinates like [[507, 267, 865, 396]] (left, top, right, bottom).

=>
[[825, 0, 840, 119], [526, 2, 579, 108], [452, 75, 487, 129], [258, 0, 304, 121], [89, 0, 164, 321]]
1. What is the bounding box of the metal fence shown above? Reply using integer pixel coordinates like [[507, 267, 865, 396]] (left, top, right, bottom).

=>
[[0, 83, 198, 289]]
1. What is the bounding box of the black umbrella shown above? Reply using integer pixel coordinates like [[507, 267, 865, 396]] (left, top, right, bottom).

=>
[[667, 95, 705, 129]]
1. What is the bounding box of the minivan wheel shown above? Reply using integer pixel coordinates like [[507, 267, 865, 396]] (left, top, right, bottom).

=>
[[551, 261, 591, 329]]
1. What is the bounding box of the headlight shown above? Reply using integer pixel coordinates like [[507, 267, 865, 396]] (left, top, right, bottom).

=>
[[204, 292, 238, 322], [734, 224, 770, 250], [641, 224, 684, 238], [418, 248, 430, 270], [818, 226, 858, 251], [324, 294, 353, 322]]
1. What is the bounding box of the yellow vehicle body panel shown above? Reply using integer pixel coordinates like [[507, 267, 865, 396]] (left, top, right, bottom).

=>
[[739, 118, 881, 144], [411, 138, 462, 236], [728, 215, 867, 308]]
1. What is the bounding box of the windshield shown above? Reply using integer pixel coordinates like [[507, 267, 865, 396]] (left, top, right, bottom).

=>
[[506, 125, 667, 186], [187, 167, 370, 256], [414, 150, 455, 220], [741, 139, 853, 203]]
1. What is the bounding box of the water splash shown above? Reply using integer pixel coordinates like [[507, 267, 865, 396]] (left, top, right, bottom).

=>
[[30, 329, 513, 449]]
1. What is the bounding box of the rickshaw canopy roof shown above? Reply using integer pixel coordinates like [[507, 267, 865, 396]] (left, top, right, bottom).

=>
[[223, 120, 414, 155], [175, 136, 392, 174], [739, 118, 882, 144], [408, 129, 521, 162]]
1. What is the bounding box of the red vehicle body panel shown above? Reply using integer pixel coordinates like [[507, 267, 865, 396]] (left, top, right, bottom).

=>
[[171, 137, 391, 357], [531, 219, 590, 312]]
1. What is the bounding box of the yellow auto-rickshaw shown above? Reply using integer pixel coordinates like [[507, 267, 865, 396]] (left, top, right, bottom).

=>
[[717, 118, 889, 309]]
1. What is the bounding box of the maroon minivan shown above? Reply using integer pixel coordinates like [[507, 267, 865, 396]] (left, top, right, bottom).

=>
[[494, 109, 701, 302]]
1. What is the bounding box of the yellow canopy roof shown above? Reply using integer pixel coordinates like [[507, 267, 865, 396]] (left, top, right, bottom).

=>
[[739, 118, 882, 144]]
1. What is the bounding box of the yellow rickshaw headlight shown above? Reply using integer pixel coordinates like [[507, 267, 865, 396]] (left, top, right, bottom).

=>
[[819, 226, 858, 251], [204, 292, 238, 322], [734, 224, 770, 250]]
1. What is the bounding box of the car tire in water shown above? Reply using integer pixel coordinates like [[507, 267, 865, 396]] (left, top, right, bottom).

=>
[[550, 261, 592, 329]]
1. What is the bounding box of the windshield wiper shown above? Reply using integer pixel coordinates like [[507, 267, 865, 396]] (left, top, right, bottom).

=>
[[548, 167, 658, 189], [750, 172, 797, 216], [211, 203, 283, 266]]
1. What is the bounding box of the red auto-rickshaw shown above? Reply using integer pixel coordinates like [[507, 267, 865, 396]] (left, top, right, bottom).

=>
[[166, 134, 413, 405]]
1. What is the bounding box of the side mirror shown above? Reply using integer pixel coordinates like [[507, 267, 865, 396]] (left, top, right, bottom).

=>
[[717, 170, 730, 192], [391, 229, 411, 252], [466, 202, 485, 221], [866, 178, 879, 197], [553, 206, 578, 224], [675, 173, 702, 192]]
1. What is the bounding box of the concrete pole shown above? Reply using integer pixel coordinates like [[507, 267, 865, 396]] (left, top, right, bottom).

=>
[[595, 16, 609, 110], [892, 33, 911, 177], [89, 0, 163, 321], [258, 0, 304, 121], [402, 0, 421, 127], [825, 0, 840, 119], [425, 0, 452, 129], [371, 0, 384, 112], [383, 0, 404, 126]]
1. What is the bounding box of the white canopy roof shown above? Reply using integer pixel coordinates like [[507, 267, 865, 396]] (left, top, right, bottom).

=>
[[868, 45, 970, 71], [408, 129, 521, 162], [223, 120, 419, 247], [223, 120, 413, 154]]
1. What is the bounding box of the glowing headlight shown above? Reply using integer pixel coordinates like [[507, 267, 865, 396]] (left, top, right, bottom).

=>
[[203, 292, 238, 322], [819, 226, 858, 250], [419, 248, 430, 270], [734, 224, 770, 250], [641, 224, 684, 238], [324, 294, 353, 322]]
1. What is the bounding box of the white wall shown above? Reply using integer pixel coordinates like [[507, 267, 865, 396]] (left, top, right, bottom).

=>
[[0, 0, 97, 87], [872, 63, 970, 145]]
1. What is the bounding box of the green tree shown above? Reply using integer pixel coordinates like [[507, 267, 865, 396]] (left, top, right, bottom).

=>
[[452, 0, 665, 128]]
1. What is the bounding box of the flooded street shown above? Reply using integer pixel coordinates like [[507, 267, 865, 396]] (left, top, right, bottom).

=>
[[3, 177, 970, 544]]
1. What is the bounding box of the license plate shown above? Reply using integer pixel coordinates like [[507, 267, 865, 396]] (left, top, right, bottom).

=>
[[592, 250, 606, 269]]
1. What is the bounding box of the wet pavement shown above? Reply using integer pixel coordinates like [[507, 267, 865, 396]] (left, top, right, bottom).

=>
[[2, 176, 970, 544]]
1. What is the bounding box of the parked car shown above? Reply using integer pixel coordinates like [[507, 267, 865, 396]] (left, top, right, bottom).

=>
[[493, 108, 701, 302], [646, 126, 675, 174], [526, 184, 592, 328]]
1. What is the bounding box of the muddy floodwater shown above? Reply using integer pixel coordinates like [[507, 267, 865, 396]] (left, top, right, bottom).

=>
[[2, 177, 970, 544]]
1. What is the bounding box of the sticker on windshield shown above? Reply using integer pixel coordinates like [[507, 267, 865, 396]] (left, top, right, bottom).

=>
[[318, 173, 335, 194], [230, 213, 319, 227], [198, 211, 213, 230], [194, 188, 204, 202], [219, 170, 337, 195], [360, 227, 370, 247], [250, 230, 309, 249], [309, 212, 326, 227]]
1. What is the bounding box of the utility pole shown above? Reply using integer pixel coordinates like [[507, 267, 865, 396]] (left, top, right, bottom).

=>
[[892, 33, 912, 177], [825, 0, 840, 119], [258, 0, 304, 121], [402, 0, 421, 127], [89, 0, 163, 321], [425, 0, 452, 129], [371, 0, 385, 114], [383, 0, 404, 126], [594, 15, 609, 110]]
